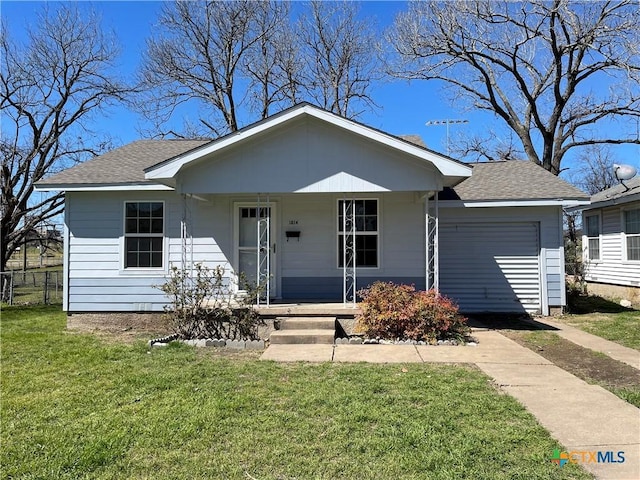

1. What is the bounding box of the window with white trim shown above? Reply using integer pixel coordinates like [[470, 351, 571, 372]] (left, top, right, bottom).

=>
[[124, 202, 164, 268], [584, 214, 600, 261], [338, 199, 378, 268], [624, 208, 640, 261]]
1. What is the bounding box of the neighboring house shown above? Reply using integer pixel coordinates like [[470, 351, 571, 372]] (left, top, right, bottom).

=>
[[35, 103, 588, 315], [579, 176, 640, 303]]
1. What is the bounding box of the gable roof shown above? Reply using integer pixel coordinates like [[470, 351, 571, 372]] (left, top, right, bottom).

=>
[[37, 139, 208, 189], [37, 103, 472, 191], [583, 175, 640, 210], [34, 104, 588, 206], [144, 103, 472, 181], [440, 161, 589, 205]]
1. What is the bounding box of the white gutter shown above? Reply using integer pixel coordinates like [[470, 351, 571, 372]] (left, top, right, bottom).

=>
[[567, 191, 640, 212], [35, 183, 174, 192], [439, 199, 591, 208]]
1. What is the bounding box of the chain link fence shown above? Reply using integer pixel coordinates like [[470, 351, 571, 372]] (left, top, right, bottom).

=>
[[1, 269, 63, 305]]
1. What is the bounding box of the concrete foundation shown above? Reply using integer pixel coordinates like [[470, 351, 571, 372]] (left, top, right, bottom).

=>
[[586, 281, 640, 306]]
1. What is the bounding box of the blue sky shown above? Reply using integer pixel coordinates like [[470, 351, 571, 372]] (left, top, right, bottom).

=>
[[3, 0, 639, 182]]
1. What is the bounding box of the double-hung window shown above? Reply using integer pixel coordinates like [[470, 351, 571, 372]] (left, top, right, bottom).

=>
[[124, 202, 164, 268], [584, 214, 600, 261], [338, 199, 378, 268], [624, 208, 640, 261]]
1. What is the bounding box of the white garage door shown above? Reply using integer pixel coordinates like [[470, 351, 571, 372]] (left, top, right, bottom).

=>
[[439, 222, 541, 313]]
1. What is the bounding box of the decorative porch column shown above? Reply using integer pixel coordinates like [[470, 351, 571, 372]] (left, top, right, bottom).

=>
[[180, 193, 194, 276], [256, 194, 270, 307], [425, 192, 439, 292], [342, 198, 356, 307]]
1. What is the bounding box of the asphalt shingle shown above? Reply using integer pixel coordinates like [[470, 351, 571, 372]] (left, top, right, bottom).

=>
[[591, 175, 640, 203], [37, 139, 209, 186], [441, 161, 588, 201], [37, 140, 589, 202]]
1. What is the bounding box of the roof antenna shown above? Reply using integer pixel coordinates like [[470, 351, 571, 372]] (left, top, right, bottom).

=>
[[613, 164, 637, 191]]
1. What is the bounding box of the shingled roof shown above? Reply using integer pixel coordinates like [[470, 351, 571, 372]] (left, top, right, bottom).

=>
[[440, 160, 588, 202], [589, 175, 640, 206], [37, 139, 209, 187], [36, 138, 588, 203]]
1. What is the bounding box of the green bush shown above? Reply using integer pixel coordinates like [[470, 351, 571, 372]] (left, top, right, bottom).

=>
[[355, 282, 469, 342]]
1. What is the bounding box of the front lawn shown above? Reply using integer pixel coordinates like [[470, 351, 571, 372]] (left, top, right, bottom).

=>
[[1, 306, 590, 479], [505, 330, 640, 408], [561, 296, 640, 351]]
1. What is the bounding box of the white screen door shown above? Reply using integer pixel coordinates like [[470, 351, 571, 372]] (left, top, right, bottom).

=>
[[236, 204, 276, 297]]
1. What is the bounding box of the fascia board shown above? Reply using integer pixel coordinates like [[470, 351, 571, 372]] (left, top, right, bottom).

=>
[[34, 183, 174, 192], [576, 192, 640, 212], [439, 199, 591, 208]]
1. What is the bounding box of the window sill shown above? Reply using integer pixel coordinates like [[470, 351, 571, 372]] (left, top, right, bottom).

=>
[[120, 267, 167, 275]]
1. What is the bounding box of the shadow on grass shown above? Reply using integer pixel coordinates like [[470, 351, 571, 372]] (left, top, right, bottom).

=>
[[466, 314, 559, 331], [567, 294, 637, 315]]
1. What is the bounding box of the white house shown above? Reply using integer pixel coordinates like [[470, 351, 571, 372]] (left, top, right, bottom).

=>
[[580, 176, 640, 303], [36, 103, 588, 315]]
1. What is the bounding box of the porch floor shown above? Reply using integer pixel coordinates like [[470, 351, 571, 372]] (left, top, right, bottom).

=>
[[255, 302, 360, 317]]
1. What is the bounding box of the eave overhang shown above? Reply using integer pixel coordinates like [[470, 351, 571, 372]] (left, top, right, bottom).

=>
[[34, 182, 174, 192]]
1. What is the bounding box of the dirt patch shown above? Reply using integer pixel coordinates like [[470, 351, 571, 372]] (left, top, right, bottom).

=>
[[504, 330, 640, 391], [67, 312, 172, 344]]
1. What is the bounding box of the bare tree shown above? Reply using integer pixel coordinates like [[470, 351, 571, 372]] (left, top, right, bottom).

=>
[[297, 0, 380, 118], [140, 1, 293, 137], [456, 129, 525, 163], [139, 1, 381, 137], [244, 2, 300, 119], [0, 6, 130, 273], [573, 145, 619, 195], [388, 0, 640, 175]]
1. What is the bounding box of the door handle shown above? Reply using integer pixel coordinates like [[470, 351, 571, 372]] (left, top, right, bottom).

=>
[[273, 243, 276, 254]]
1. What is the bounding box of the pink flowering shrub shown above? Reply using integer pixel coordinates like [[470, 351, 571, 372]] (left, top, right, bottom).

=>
[[355, 282, 469, 342]]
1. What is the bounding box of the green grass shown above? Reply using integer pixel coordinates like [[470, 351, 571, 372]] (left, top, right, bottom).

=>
[[5, 250, 62, 271], [512, 330, 640, 409], [1, 306, 591, 479], [561, 306, 640, 351]]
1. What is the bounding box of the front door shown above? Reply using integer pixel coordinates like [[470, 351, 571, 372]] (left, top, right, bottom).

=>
[[235, 203, 276, 298]]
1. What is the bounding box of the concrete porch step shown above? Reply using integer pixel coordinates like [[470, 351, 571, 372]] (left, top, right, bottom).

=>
[[270, 329, 335, 345], [279, 317, 336, 330]]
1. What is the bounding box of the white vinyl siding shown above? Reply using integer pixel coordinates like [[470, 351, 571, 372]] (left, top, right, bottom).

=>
[[65, 192, 232, 312], [279, 193, 422, 280], [583, 203, 640, 287], [64, 192, 565, 313], [178, 116, 444, 194]]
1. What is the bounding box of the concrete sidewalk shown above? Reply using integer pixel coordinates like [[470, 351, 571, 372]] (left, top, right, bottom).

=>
[[535, 317, 640, 370], [261, 330, 640, 480]]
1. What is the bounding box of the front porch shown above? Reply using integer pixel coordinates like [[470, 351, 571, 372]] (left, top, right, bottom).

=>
[[255, 301, 360, 317], [145, 104, 470, 309], [255, 301, 360, 346]]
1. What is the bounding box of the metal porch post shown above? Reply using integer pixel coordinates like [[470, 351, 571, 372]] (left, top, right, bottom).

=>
[[256, 194, 270, 307], [342, 199, 356, 307], [425, 193, 439, 292]]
